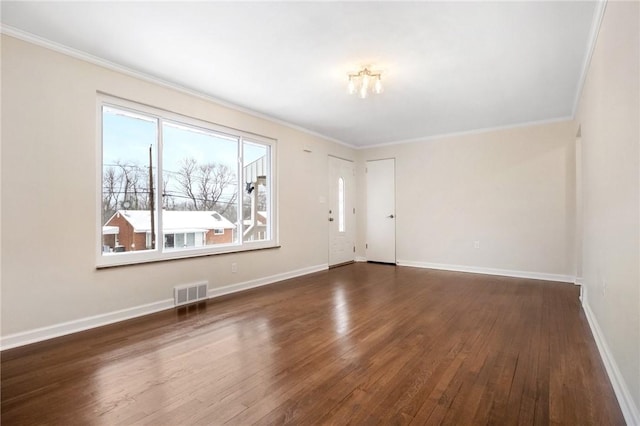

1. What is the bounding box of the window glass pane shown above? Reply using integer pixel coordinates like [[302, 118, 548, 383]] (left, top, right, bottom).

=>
[[186, 232, 195, 247], [338, 177, 345, 233], [101, 106, 158, 254], [175, 233, 185, 248], [162, 122, 239, 249], [242, 141, 269, 242]]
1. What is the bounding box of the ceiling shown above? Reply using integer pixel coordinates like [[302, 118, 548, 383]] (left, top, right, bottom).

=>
[[1, 1, 599, 147]]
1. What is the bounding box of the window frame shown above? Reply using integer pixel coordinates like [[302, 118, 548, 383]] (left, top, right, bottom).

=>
[[338, 176, 345, 233], [96, 94, 278, 268]]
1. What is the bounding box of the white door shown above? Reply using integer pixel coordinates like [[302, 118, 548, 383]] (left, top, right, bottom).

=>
[[366, 159, 396, 263], [329, 156, 355, 266]]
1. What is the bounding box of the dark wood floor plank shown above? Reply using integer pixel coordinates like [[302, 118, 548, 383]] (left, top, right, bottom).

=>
[[1, 263, 625, 425]]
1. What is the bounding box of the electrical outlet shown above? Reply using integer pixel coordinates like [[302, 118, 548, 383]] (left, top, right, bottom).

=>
[[474, 241, 480, 249], [231, 262, 238, 273]]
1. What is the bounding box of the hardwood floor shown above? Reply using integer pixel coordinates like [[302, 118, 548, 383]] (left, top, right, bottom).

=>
[[1, 263, 624, 425]]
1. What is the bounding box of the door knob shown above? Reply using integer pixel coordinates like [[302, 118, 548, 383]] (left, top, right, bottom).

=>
[[329, 217, 334, 221], [387, 214, 395, 218]]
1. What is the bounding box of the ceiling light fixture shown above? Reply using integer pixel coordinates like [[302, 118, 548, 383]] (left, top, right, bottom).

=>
[[347, 67, 383, 99]]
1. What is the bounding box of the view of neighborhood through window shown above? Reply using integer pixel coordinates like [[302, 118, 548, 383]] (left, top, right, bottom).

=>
[[102, 107, 158, 253], [162, 121, 239, 249], [100, 101, 273, 262]]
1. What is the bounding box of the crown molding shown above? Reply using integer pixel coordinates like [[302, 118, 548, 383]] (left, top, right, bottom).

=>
[[0, 24, 356, 150], [571, 0, 608, 118], [356, 116, 574, 150]]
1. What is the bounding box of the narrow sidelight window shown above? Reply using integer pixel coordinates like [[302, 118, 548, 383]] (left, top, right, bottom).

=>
[[338, 177, 345, 232]]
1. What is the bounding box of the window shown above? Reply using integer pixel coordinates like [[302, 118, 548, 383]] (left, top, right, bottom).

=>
[[99, 96, 276, 266], [164, 233, 175, 249], [338, 177, 345, 233], [165, 232, 197, 249]]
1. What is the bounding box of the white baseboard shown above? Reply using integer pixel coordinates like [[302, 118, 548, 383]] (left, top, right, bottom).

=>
[[582, 287, 640, 426], [0, 298, 174, 351], [575, 276, 584, 286], [396, 260, 575, 283], [207, 263, 328, 298], [355, 256, 367, 262], [1, 263, 328, 351]]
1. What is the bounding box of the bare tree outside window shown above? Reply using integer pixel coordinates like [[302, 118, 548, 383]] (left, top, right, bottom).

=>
[[169, 158, 237, 216]]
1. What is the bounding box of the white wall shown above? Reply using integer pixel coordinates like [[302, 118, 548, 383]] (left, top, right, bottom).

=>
[[357, 121, 577, 279], [575, 0, 640, 419], [0, 35, 355, 339]]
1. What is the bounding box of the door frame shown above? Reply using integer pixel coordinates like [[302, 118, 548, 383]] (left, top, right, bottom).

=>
[[365, 157, 396, 264], [328, 155, 356, 267]]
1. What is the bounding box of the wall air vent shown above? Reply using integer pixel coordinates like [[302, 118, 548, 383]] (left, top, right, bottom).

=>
[[174, 281, 208, 306]]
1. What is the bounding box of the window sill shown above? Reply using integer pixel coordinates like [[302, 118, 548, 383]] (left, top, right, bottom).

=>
[[96, 244, 281, 270]]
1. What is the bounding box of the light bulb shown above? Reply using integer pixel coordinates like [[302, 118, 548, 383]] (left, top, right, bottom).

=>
[[359, 84, 368, 99], [359, 73, 370, 98], [347, 77, 356, 95], [361, 73, 370, 92], [374, 77, 383, 94]]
